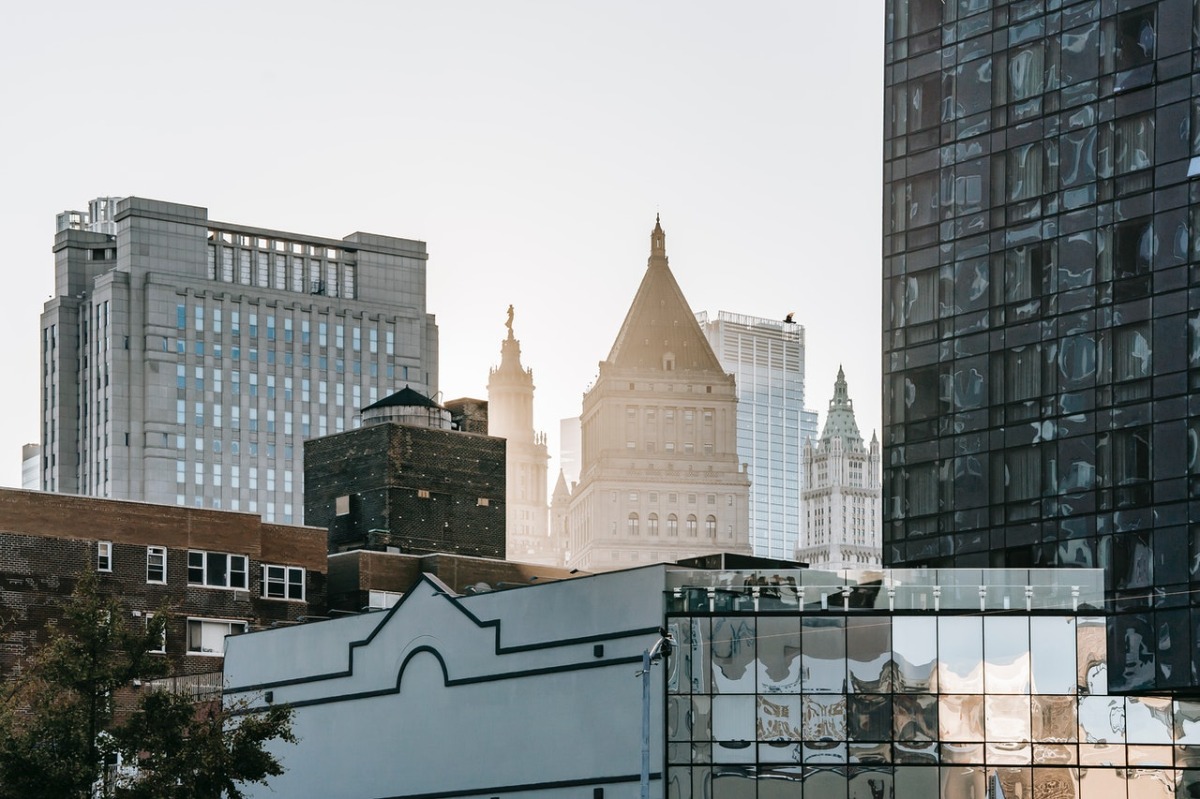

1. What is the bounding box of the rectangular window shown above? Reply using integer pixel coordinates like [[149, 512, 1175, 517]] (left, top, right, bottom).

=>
[[262, 565, 305, 601], [186, 618, 247, 655], [146, 546, 167, 583], [187, 551, 248, 589], [97, 541, 112, 572], [146, 613, 166, 654]]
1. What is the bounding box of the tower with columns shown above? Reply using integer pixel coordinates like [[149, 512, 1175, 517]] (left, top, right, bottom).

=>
[[487, 308, 553, 565], [798, 367, 881, 570]]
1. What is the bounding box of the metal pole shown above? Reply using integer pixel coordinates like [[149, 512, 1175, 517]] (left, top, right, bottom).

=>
[[640, 648, 651, 799]]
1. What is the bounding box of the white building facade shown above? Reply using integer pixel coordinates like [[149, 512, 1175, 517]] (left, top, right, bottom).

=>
[[798, 367, 881, 570], [41, 197, 437, 522], [697, 311, 819, 560], [223, 566, 670, 799]]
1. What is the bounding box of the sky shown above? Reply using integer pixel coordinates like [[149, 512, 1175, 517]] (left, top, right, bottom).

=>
[[0, 1, 885, 489]]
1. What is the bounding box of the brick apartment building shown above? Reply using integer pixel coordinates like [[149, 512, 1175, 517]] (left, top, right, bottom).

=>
[[0, 488, 327, 681]]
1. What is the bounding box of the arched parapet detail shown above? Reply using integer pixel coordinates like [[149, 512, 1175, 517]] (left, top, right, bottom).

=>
[[395, 643, 450, 692]]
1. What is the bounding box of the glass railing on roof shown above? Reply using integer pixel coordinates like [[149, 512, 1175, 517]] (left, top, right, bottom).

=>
[[663, 568, 1104, 614]]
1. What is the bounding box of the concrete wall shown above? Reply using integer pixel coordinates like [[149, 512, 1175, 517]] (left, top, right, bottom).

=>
[[224, 565, 671, 799]]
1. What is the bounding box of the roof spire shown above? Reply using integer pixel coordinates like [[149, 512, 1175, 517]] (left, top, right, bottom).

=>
[[819, 367, 863, 451], [649, 214, 667, 269]]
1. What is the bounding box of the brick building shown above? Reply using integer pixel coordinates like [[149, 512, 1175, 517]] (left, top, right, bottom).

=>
[[304, 387, 507, 558], [0, 488, 327, 680], [325, 549, 578, 613]]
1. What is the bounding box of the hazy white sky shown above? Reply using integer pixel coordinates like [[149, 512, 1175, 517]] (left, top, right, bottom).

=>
[[0, 1, 885, 488]]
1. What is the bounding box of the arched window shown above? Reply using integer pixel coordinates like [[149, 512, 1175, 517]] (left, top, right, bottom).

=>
[[667, 514, 678, 537], [648, 513, 659, 536], [628, 513, 639, 536], [686, 515, 698, 537], [705, 516, 717, 537]]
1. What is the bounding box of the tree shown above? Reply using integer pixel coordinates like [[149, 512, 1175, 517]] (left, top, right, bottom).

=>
[[0, 570, 294, 798]]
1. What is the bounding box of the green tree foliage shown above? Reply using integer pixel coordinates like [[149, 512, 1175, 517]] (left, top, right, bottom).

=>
[[0, 570, 294, 798]]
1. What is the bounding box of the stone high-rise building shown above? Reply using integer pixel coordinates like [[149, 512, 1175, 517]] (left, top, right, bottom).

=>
[[799, 367, 881, 571], [487, 307, 553, 565], [565, 218, 751, 571], [41, 197, 437, 523]]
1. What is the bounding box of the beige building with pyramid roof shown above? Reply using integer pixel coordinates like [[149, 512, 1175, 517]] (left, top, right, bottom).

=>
[[564, 218, 751, 571]]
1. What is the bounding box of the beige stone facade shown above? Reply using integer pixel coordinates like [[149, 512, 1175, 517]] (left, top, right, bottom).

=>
[[565, 219, 751, 571]]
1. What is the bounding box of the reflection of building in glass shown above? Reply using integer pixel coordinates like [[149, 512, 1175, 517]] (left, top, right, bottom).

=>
[[799, 367, 881, 570], [564, 218, 752, 571], [881, 1, 1200, 693], [697, 311, 820, 560]]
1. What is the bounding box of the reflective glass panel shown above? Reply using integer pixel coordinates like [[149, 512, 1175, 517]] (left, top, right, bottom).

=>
[[1176, 700, 1200, 744], [1124, 767, 1175, 797], [679, 618, 712, 694], [939, 617, 984, 692], [1076, 617, 1108, 695], [711, 695, 756, 743], [894, 766, 939, 796], [757, 742, 802, 765], [984, 616, 1031, 693], [757, 694, 802, 741], [692, 696, 712, 741], [1126, 697, 1173, 745], [1079, 696, 1126, 744], [941, 765, 986, 795], [894, 694, 939, 741], [847, 694, 892, 743], [1078, 766, 1125, 795], [1031, 617, 1077, 694], [802, 695, 847, 742], [939, 694, 985, 741], [711, 616, 756, 692], [757, 767, 802, 799], [710, 766, 756, 796], [802, 741, 847, 764], [1033, 695, 1079, 742], [756, 617, 802, 693], [892, 616, 938, 692], [846, 616, 891, 693], [666, 768, 691, 799], [802, 617, 846, 693], [848, 767, 892, 798], [987, 695, 1032, 742]]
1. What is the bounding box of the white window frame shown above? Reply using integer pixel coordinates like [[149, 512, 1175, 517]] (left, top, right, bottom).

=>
[[186, 617, 248, 656], [97, 541, 113, 572], [146, 546, 167, 584], [262, 565, 305, 601], [367, 590, 402, 610], [187, 550, 248, 590]]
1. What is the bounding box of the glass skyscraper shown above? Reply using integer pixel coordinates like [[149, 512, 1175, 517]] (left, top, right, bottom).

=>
[[698, 312, 820, 560], [882, 0, 1200, 694]]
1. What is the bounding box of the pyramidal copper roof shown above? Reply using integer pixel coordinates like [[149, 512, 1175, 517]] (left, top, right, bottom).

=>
[[819, 366, 865, 451], [604, 217, 724, 373]]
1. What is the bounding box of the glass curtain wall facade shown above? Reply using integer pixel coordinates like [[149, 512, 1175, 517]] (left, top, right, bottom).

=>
[[882, 0, 1200, 692], [664, 568, 1200, 798], [698, 312, 819, 559]]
